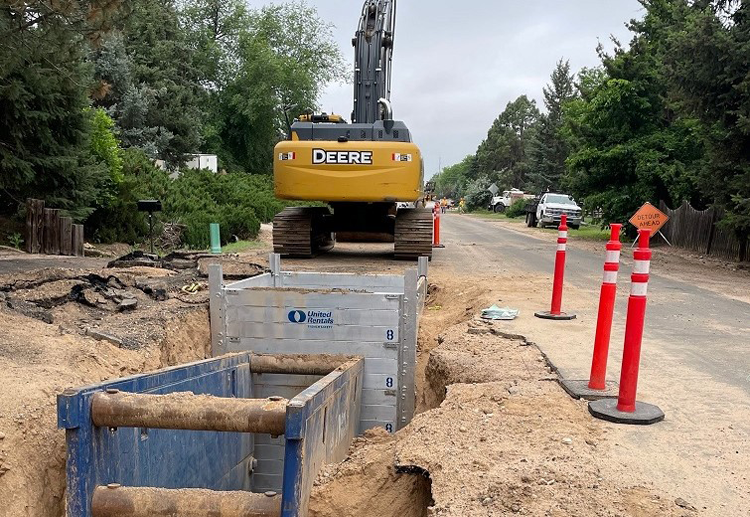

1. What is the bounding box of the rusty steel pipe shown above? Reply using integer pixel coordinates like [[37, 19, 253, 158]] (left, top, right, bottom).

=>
[[91, 485, 281, 517], [91, 391, 287, 436], [249, 353, 355, 376]]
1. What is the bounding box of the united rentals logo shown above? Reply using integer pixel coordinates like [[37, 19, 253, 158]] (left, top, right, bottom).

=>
[[312, 149, 373, 165], [288, 309, 334, 329], [287, 310, 306, 323]]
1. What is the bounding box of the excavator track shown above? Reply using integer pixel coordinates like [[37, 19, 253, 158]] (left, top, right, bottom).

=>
[[394, 208, 434, 260], [273, 207, 335, 258]]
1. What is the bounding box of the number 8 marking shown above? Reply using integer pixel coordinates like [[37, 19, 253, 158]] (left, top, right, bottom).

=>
[[386, 329, 394, 340], [385, 423, 393, 433], [386, 377, 393, 388]]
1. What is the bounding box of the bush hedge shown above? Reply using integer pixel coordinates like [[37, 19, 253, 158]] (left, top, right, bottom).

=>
[[87, 149, 290, 249], [505, 198, 532, 218]]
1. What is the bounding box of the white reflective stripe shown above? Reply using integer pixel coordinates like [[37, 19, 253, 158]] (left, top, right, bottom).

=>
[[603, 271, 618, 284], [633, 260, 650, 274], [557, 244, 566, 252], [605, 250, 620, 263], [631, 282, 648, 296], [559, 231, 568, 238]]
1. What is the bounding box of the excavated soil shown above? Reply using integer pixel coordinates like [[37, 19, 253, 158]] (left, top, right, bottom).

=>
[[0, 265, 212, 517], [308, 276, 683, 517]]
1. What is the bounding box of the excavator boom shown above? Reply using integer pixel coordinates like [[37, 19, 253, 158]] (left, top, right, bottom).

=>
[[353, 0, 396, 124]]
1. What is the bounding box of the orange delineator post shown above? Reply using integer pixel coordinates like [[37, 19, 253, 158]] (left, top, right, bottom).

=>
[[588, 224, 623, 390], [432, 205, 444, 248], [588, 229, 665, 425], [534, 214, 575, 320]]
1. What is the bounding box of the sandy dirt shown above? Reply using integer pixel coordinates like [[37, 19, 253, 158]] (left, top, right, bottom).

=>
[[310, 306, 683, 516], [0, 264, 211, 516]]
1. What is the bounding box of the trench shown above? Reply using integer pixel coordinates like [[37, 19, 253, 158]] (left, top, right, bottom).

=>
[[4, 274, 475, 517], [307, 278, 489, 516]]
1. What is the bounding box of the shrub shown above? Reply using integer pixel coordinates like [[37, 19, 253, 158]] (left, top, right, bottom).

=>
[[506, 198, 532, 218], [86, 148, 170, 243], [87, 156, 290, 249], [164, 170, 264, 248], [464, 176, 493, 211]]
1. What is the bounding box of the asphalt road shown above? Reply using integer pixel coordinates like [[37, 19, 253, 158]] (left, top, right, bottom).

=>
[[0, 253, 110, 275], [439, 213, 750, 394]]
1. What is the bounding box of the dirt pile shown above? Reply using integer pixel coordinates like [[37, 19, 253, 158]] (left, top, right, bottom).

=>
[[311, 312, 681, 517]]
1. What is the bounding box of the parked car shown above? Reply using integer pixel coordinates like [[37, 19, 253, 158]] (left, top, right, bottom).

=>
[[525, 193, 582, 229]]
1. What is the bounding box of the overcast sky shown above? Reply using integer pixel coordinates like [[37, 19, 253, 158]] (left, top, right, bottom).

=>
[[250, 1, 645, 178]]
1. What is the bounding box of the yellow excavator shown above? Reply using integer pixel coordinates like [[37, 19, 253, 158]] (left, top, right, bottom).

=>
[[272, 0, 432, 259]]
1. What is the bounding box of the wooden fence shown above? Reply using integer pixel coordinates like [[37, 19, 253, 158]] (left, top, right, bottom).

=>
[[25, 199, 84, 256], [659, 201, 749, 262]]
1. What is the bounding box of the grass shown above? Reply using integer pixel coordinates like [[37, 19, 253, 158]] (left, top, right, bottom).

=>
[[222, 239, 265, 253], [537, 224, 611, 241], [568, 225, 611, 241]]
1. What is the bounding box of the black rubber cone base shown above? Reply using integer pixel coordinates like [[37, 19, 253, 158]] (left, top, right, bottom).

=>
[[432, 244, 445, 248], [588, 398, 664, 425], [560, 379, 618, 401], [534, 310, 576, 321]]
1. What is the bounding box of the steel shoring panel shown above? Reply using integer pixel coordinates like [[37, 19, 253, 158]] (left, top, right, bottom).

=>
[[57, 354, 256, 517], [215, 262, 422, 439], [281, 358, 364, 517], [58, 354, 364, 517]]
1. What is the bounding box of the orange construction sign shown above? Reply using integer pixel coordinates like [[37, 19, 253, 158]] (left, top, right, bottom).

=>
[[629, 202, 669, 236]]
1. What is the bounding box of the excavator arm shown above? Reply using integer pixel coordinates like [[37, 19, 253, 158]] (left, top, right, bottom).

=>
[[352, 0, 396, 124]]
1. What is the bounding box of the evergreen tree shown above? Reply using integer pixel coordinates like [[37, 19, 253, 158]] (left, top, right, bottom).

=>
[[475, 95, 540, 189], [664, 0, 750, 253], [92, 0, 205, 166], [527, 60, 576, 192], [0, 1, 114, 218]]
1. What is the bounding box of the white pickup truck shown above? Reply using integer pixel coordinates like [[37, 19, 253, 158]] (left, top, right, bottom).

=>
[[529, 193, 582, 229]]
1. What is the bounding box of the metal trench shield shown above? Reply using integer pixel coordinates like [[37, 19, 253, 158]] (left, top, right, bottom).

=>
[[210, 259, 424, 438], [57, 353, 364, 517]]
